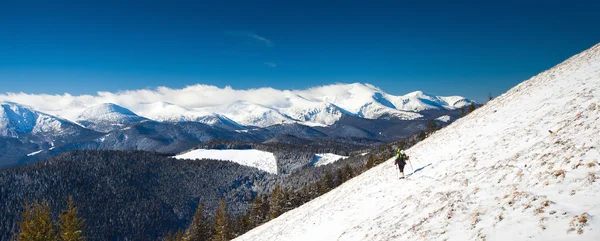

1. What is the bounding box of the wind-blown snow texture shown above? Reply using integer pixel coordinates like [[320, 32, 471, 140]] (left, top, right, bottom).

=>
[[235, 44, 600, 240], [174, 149, 278, 174]]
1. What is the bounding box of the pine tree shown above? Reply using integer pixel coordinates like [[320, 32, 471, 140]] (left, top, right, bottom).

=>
[[58, 196, 85, 241], [165, 229, 184, 241], [461, 107, 465, 117], [212, 200, 230, 241], [365, 155, 376, 170], [268, 185, 284, 220], [248, 196, 263, 226], [16, 200, 57, 241], [320, 171, 333, 194], [488, 92, 493, 102], [342, 163, 354, 182], [335, 169, 344, 187], [233, 213, 251, 237], [426, 119, 437, 135], [468, 102, 476, 113], [186, 201, 211, 241]]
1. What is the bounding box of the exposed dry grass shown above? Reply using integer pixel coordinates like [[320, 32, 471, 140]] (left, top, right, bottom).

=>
[[554, 169, 566, 178]]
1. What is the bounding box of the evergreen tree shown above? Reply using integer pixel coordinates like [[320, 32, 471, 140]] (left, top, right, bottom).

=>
[[16, 201, 57, 241], [335, 169, 344, 187], [165, 229, 184, 241], [212, 200, 230, 241], [320, 171, 333, 194], [488, 92, 493, 102], [365, 155, 376, 170], [248, 196, 264, 226], [233, 213, 251, 237], [468, 102, 476, 113], [461, 107, 465, 117], [426, 119, 437, 135], [342, 163, 354, 182], [58, 196, 85, 241], [268, 185, 284, 220], [186, 201, 211, 241]]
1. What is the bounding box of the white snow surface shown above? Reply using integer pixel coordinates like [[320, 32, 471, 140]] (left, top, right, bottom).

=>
[[0, 83, 473, 128], [0, 102, 72, 137], [313, 153, 348, 167], [27, 150, 43, 156], [75, 103, 147, 132], [235, 44, 600, 240], [174, 149, 278, 174], [436, 115, 451, 122]]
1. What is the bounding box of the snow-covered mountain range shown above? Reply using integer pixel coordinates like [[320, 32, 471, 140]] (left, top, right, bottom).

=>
[[1, 84, 474, 129], [0, 102, 90, 138], [235, 44, 600, 240]]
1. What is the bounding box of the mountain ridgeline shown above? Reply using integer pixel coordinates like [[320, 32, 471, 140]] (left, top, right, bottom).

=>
[[0, 85, 475, 168]]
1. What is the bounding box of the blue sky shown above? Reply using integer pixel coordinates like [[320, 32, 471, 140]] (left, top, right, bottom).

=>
[[1, 0, 599, 102]]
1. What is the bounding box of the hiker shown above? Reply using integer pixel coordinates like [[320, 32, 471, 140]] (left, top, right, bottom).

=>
[[394, 148, 409, 179]]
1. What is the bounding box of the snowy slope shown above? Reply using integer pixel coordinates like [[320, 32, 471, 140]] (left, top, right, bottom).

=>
[[235, 44, 600, 241], [0, 102, 78, 138], [312, 153, 348, 167], [200, 100, 297, 127], [436, 115, 451, 122], [174, 149, 278, 174], [389, 90, 472, 112], [76, 103, 147, 132]]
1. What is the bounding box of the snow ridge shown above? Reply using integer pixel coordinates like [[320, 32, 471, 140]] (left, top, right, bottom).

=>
[[76, 103, 147, 132], [1, 84, 474, 128], [235, 43, 600, 240], [0, 102, 73, 137]]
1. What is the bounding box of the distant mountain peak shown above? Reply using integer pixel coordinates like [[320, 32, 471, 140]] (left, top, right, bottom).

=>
[[76, 103, 146, 132], [79, 103, 139, 117]]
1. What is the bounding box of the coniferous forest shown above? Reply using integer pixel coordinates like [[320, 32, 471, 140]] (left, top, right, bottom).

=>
[[0, 125, 449, 240]]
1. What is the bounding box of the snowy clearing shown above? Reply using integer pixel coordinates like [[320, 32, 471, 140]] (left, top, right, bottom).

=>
[[174, 149, 278, 174], [436, 115, 451, 122], [235, 44, 600, 240], [312, 153, 348, 167], [27, 150, 43, 156]]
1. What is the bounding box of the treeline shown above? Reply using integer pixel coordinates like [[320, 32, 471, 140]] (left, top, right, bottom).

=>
[[164, 162, 359, 241], [5, 126, 428, 241], [165, 141, 413, 241]]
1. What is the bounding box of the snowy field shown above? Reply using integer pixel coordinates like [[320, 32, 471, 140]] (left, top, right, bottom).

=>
[[235, 44, 600, 240], [312, 153, 348, 167], [174, 149, 278, 174]]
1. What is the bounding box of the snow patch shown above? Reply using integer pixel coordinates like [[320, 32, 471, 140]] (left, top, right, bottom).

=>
[[312, 153, 348, 167], [174, 149, 278, 174], [436, 115, 451, 122], [27, 150, 43, 156]]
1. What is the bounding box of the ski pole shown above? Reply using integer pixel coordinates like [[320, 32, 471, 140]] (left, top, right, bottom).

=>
[[409, 159, 414, 173]]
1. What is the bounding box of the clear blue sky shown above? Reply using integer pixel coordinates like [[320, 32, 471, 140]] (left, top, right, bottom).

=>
[[1, 0, 599, 102]]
